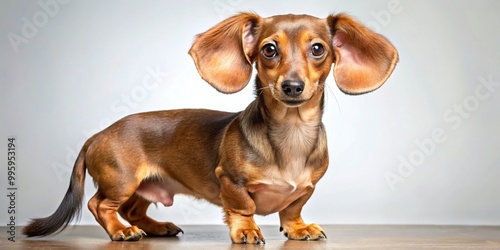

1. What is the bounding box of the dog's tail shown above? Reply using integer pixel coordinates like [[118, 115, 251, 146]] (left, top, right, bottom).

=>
[[23, 138, 92, 237]]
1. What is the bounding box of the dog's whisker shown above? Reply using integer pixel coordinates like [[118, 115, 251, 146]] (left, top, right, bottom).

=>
[[255, 85, 272, 93], [324, 83, 342, 116]]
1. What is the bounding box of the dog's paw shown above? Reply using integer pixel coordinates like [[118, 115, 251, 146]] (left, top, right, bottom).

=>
[[149, 222, 184, 237], [110, 226, 147, 241], [230, 228, 265, 244], [280, 223, 326, 241]]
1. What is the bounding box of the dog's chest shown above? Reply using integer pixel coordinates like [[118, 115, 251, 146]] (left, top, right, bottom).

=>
[[247, 158, 314, 215], [269, 119, 319, 159], [245, 120, 319, 215]]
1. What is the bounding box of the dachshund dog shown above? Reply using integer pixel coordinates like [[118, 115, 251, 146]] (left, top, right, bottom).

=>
[[23, 12, 398, 244]]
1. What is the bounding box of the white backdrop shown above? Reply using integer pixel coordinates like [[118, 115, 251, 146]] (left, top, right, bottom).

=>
[[1, 0, 499, 227]]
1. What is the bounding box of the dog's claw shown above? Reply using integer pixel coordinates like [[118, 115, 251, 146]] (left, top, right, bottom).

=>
[[111, 226, 147, 241], [128, 234, 141, 241], [279, 226, 283, 232], [231, 228, 265, 244], [159, 224, 183, 237], [321, 231, 327, 239], [251, 236, 265, 244]]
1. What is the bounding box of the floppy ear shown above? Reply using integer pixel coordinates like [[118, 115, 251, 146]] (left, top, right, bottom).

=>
[[327, 14, 398, 95], [189, 13, 261, 94]]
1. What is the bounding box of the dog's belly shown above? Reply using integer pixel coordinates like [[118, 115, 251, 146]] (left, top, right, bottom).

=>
[[248, 179, 313, 215], [135, 181, 174, 207], [135, 181, 176, 207], [134, 174, 223, 207], [134, 176, 195, 207]]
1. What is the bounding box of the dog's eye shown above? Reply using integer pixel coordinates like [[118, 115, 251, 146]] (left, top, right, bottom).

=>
[[311, 43, 325, 58], [261, 44, 278, 59]]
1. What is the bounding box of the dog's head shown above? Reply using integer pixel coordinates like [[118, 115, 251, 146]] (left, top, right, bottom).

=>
[[189, 13, 398, 106]]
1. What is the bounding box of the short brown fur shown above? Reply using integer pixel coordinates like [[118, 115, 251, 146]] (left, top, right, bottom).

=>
[[23, 12, 398, 244]]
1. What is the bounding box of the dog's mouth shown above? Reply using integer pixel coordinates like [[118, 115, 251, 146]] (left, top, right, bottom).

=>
[[281, 99, 307, 107]]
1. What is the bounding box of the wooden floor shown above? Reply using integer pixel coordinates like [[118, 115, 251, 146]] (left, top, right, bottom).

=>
[[2, 225, 500, 249]]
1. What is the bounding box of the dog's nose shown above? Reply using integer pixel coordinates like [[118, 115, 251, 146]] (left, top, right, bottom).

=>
[[282, 80, 304, 97]]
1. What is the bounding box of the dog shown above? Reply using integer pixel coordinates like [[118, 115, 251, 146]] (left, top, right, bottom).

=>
[[23, 12, 398, 244]]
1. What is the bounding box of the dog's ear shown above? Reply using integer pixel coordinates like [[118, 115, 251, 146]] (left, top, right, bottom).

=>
[[327, 14, 398, 95], [189, 13, 261, 94]]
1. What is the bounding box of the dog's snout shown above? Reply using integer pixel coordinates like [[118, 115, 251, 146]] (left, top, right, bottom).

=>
[[282, 80, 305, 97]]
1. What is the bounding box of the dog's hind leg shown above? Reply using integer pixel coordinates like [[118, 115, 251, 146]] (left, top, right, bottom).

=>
[[88, 186, 146, 241], [118, 193, 183, 237]]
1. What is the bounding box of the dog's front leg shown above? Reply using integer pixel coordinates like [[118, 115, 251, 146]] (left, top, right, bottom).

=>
[[279, 188, 327, 241], [216, 167, 265, 244]]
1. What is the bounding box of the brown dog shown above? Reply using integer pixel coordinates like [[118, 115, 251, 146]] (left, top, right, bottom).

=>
[[23, 12, 398, 244]]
